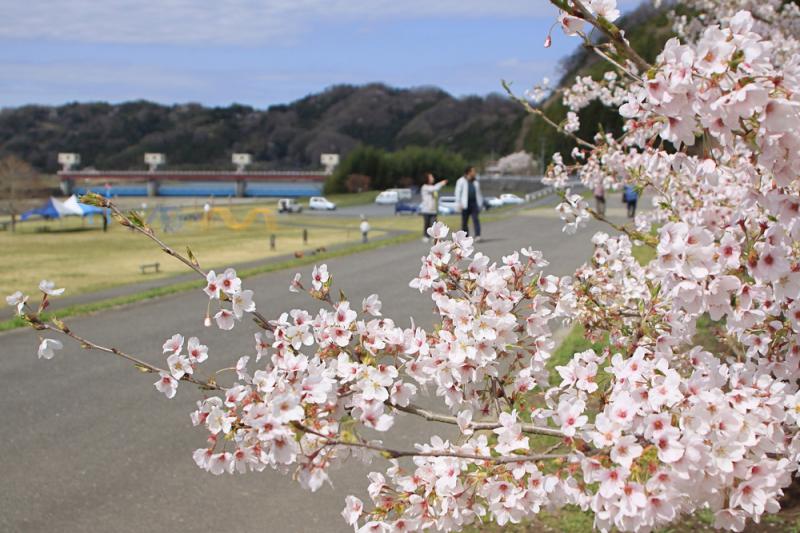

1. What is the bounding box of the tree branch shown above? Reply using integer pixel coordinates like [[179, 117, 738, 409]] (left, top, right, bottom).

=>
[[84, 195, 273, 331], [295, 423, 568, 464], [41, 320, 222, 391], [502, 80, 597, 151], [556, 0, 652, 73], [393, 403, 566, 438]]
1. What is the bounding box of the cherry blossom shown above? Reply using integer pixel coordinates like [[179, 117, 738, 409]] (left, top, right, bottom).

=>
[[154, 371, 178, 399], [162, 333, 184, 355], [37, 338, 62, 359], [311, 264, 329, 291], [5, 291, 27, 314], [38, 280, 64, 296]]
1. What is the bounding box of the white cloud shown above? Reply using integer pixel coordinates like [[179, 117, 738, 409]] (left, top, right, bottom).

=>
[[1, 0, 570, 45], [0, 62, 201, 88]]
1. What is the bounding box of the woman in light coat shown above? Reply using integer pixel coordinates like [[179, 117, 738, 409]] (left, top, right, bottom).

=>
[[420, 173, 447, 242]]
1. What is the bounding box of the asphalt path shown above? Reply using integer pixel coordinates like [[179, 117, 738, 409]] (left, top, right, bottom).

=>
[[0, 205, 634, 532]]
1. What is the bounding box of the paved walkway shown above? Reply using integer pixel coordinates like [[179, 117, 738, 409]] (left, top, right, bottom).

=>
[[0, 202, 635, 533]]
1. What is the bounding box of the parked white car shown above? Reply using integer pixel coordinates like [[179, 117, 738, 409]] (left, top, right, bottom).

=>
[[309, 196, 337, 210], [438, 195, 458, 215], [277, 198, 303, 213], [375, 190, 399, 205], [484, 196, 504, 209], [392, 188, 413, 201], [375, 188, 413, 204], [499, 193, 525, 205]]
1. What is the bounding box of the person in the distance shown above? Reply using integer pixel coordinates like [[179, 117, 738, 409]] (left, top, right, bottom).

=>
[[419, 172, 447, 242], [454, 166, 483, 240]]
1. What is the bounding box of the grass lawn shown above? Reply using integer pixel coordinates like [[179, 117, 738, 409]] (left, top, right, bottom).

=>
[[0, 204, 387, 298], [323, 190, 380, 207], [0, 193, 496, 299]]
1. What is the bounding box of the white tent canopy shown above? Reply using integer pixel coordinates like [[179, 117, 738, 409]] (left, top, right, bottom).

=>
[[61, 195, 90, 216]]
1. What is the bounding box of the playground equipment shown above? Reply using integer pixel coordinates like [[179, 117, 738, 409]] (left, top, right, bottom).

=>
[[144, 205, 205, 233], [146, 205, 185, 233], [204, 207, 278, 231]]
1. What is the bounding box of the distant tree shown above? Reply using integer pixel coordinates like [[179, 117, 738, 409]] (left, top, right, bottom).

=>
[[495, 151, 535, 175], [0, 155, 41, 232], [345, 174, 371, 193], [326, 146, 466, 193]]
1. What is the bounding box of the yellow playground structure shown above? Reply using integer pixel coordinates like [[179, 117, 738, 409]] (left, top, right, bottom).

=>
[[204, 207, 278, 231]]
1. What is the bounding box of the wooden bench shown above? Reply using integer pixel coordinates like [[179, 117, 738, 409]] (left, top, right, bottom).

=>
[[139, 262, 160, 274]]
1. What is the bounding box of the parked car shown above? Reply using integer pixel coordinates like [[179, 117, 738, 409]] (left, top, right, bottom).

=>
[[392, 188, 413, 201], [277, 198, 303, 213], [394, 201, 419, 215], [375, 190, 400, 205], [309, 196, 337, 210], [438, 195, 458, 215], [483, 196, 504, 209], [499, 193, 525, 205]]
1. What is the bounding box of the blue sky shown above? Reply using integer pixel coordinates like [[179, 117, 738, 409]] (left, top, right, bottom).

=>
[[1, 0, 640, 108]]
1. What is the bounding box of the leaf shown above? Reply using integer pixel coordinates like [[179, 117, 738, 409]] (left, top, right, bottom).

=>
[[79, 192, 106, 207], [134, 364, 152, 373], [338, 430, 359, 444], [186, 246, 200, 267], [112, 212, 130, 227], [127, 210, 146, 229]]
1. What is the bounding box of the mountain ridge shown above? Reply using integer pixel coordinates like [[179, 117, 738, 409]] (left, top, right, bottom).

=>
[[0, 83, 524, 173]]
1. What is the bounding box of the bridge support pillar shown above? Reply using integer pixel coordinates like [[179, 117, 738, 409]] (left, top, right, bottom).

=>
[[235, 179, 246, 197], [60, 178, 73, 196], [147, 179, 159, 197]]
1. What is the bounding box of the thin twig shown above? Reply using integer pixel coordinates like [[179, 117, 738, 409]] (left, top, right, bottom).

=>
[[98, 198, 273, 331], [562, 0, 652, 73], [502, 81, 597, 151], [294, 423, 568, 464], [42, 321, 221, 390], [393, 403, 566, 438], [584, 41, 642, 82], [586, 207, 658, 247]]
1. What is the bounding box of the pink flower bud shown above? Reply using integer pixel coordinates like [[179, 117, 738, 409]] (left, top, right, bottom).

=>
[[544, 35, 552, 48]]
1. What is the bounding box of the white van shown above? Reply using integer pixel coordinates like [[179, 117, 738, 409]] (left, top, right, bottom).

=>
[[438, 195, 458, 215], [309, 196, 337, 210], [375, 190, 399, 205], [392, 188, 413, 201]]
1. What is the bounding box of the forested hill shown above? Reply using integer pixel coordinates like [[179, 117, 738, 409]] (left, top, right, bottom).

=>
[[0, 84, 525, 173]]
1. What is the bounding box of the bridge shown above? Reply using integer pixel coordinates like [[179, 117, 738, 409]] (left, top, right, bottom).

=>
[[59, 170, 327, 198]]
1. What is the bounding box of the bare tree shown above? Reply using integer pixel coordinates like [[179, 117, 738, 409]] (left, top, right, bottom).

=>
[[0, 155, 41, 232]]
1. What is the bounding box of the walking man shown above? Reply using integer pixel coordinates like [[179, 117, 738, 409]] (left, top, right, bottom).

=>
[[623, 184, 639, 218], [420, 172, 447, 242], [454, 166, 483, 240]]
